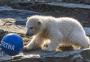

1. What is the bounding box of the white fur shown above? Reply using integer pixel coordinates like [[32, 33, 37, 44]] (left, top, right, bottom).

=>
[[25, 15, 90, 51]]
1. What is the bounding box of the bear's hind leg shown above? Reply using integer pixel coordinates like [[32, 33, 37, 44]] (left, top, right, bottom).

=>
[[70, 31, 90, 48], [44, 32, 63, 51]]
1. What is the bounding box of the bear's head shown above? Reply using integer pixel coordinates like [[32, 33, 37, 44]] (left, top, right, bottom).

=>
[[26, 15, 43, 36]]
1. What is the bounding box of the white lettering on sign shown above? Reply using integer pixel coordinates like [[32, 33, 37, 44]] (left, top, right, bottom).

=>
[[1, 41, 15, 51]]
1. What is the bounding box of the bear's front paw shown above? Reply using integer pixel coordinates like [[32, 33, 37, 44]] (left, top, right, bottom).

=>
[[23, 44, 42, 52], [23, 46, 31, 52], [23, 44, 36, 51]]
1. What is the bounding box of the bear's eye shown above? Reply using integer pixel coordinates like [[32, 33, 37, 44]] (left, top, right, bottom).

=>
[[37, 21, 41, 25], [29, 27, 33, 29]]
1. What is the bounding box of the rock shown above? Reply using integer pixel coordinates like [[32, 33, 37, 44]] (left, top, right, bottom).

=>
[[0, 5, 90, 62], [10, 49, 90, 62], [0, 47, 12, 62], [0, 23, 89, 62], [0, 29, 8, 42], [0, 20, 89, 62], [0, 6, 40, 25]]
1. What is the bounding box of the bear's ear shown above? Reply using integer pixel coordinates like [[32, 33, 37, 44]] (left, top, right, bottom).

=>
[[27, 17, 30, 20], [37, 21, 41, 25]]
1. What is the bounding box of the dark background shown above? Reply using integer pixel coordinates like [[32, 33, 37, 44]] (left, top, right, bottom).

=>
[[0, 0, 90, 27]]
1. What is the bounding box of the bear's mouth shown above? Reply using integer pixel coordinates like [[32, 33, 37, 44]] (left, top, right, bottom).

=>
[[29, 33, 34, 36], [26, 32, 34, 36]]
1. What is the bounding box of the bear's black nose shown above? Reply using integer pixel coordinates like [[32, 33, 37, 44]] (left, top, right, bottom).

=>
[[26, 33, 34, 36], [26, 33, 29, 36]]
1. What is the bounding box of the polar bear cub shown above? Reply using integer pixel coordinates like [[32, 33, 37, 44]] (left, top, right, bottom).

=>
[[25, 15, 90, 51]]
